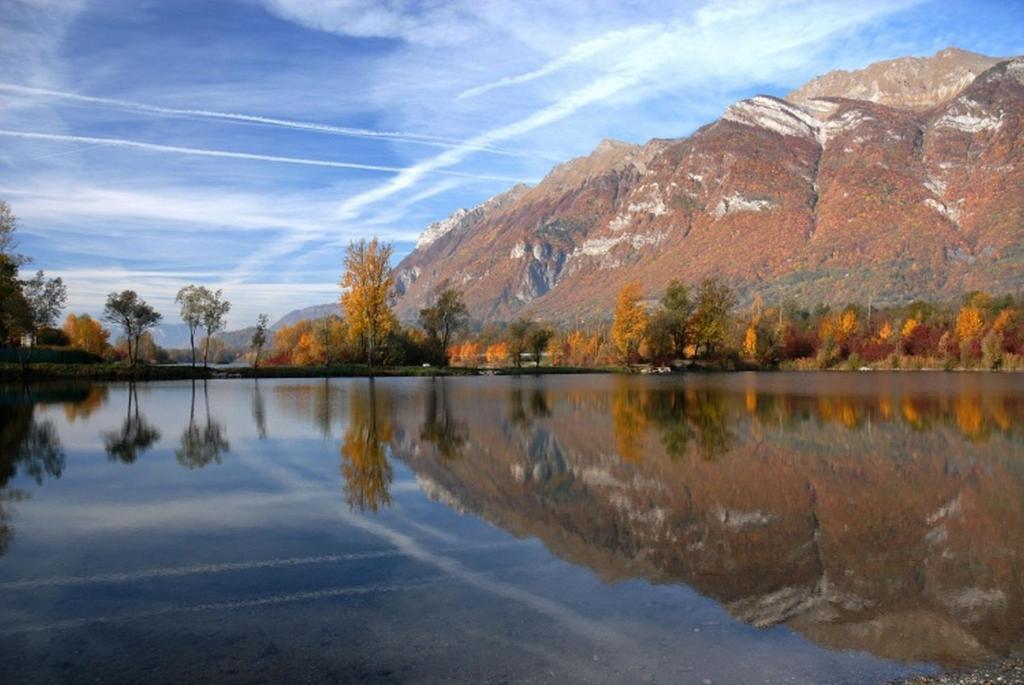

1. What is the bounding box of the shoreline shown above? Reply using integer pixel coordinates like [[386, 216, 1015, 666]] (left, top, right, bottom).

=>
[[2, 362, 1023, 383], [888, 656, 1024, 684]]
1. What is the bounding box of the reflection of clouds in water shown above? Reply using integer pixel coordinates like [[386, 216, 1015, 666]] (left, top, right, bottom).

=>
[[239, 437, 633, 652]]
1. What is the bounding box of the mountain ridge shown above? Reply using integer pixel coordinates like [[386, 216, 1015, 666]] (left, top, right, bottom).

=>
[[389, 47, 1024, 323]]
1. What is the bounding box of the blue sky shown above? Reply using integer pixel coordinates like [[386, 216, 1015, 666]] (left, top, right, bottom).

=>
[[1, 0, 1023, 328]]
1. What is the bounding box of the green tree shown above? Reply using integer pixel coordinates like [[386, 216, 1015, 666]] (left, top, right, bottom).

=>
[[0, 256, 30, 346], [660, 279, 692, 358], [102, 290, 162, 367], [506, 317, 533, 369], [250, 313, 270, 368], [21, 270, 68, 367], [0, 200, 24, 264], [527, 327, 553, 367], [175, 285, 208, 368], [690, 277, 736, 357], [419, 287, 469, 366], [200, 289, 231, 368]]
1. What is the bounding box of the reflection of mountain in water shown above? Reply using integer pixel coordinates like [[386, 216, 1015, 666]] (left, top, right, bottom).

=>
[[388, 376, 1024, 668]]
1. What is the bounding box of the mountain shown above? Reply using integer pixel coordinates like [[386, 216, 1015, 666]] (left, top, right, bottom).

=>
[[270, 303, 342, 330], [787, 47, 1001, 110], [391, 48, 1024, 323]]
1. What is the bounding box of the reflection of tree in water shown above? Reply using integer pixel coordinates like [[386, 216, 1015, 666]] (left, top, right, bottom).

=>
[[611, 384, 733, 463], [176, 380, 230, 469], [645, 390, 694, 460], [102, 383, 161, 464], [420, 379, 467, 461], [507, 385, 551, 430], [0, 395, 66, 557], [612, 385, 648, 463], [251, 379, 267, 440], [62, 386, 109, 422], [341, 380, 393, 512], [687, 389, 732, 460]]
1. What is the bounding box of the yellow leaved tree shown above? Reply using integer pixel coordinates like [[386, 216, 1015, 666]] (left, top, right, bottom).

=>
[[612, 282, 648, 363], [341, 238, 396, 372], [955, 305, 984, 341]]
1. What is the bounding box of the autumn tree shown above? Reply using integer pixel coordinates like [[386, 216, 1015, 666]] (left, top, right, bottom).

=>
[[341, 238, 396, 372], [955, 305, 984, 342], [480, 342, 504, 366], [418, 287, 469, 366], [102, 290, 162, 367], [250, 313, 269, 368], [612, 282, 648, 363], [690, 278, 736, 357], [63, 313, 111, 357]]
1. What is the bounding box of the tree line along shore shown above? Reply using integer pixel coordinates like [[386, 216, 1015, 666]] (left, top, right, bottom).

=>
[[3, 199, 1024, 380]]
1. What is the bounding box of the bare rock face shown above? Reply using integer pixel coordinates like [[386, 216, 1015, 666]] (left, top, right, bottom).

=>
[[393, 49, 1024, 323], [786, 47, 1001, 111]]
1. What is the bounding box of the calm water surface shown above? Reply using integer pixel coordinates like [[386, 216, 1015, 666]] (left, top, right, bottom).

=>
[[1, 373, 1023, 683]]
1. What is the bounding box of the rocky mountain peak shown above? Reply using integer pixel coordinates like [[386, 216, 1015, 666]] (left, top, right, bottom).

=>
[[787, 46, 1001, 110]]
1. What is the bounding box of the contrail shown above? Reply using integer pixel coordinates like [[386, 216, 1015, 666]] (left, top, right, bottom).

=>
[[0, 129, 530, 183], [457, 25, 657, 100], [0, 83, 553, 159]]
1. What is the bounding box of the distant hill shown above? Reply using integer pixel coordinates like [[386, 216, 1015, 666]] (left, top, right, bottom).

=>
[[270, 303, 342, 330]]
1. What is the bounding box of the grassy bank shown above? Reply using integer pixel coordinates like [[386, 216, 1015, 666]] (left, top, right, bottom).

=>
[[0, 363, 213, 382]]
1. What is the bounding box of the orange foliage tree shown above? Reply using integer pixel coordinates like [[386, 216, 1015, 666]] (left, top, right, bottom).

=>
[[341, 238, 396, 371], [63, 313, 111, 357], [612, 282, 648, 363]]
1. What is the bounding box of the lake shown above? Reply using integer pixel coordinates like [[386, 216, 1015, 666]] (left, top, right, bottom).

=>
[[1, 373, 1022, 684]]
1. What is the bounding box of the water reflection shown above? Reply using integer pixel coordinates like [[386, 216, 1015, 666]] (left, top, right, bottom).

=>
[[340, 380, 393, 512], [2, 374, 1023, 673], [419, 379, 467, 461], [102, 383, 161, 464], [251, 379, 267, 440], [387, 374, 1024, 668], [176, 380, 230, 469], [0, 387, 66, 556]]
